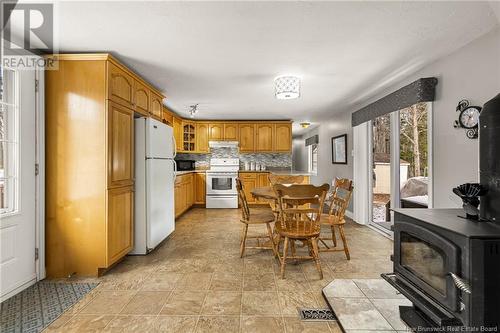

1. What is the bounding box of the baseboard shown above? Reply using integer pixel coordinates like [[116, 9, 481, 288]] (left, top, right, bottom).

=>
[[345, 210, 354, 220]]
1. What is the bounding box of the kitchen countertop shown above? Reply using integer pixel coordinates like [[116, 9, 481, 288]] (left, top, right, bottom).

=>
[[176, 169, 314, 176]]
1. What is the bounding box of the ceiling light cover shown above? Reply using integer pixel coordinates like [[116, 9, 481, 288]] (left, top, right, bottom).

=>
[[275, 76, 300, 100]]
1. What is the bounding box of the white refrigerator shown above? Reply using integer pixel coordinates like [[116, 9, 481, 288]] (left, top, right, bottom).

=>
[[131, 117, 176, 255]]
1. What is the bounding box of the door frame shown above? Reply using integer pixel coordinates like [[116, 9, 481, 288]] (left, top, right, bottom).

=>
[[35, 65, 45, 280], [367, 102, 434, 233]]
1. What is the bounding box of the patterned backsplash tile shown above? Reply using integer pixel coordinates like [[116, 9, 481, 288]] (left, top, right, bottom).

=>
[[176, 146, 292, 170]]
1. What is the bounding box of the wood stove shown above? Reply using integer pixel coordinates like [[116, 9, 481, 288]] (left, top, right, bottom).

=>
[[383, 209, 500, 331]]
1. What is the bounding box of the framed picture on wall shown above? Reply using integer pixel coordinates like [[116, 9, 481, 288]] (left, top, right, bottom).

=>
[[332, 134, 347, 164]]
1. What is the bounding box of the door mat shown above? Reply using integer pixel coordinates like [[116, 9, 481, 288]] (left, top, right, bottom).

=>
[[299, 308, 338, 321], [1, 281, 99, 333]]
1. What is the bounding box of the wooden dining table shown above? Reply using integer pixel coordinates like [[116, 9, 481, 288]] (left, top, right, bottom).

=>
[[250, 186, 277, 201]]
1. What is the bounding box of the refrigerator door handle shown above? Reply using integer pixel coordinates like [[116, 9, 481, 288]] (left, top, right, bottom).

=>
[[172, 159, 177, 182], [172, 135, 177, 158]]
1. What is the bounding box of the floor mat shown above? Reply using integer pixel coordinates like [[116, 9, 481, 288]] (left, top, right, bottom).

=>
[[1, 281, 99, 333]]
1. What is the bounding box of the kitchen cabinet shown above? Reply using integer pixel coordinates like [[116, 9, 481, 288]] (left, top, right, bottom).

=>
[[256, 124, 274, 152], [195, 173, 206, 205], [239, 173, 258, 203], [182, 121, 196, 152], [175, 173, 196, 217], [209, 123, 224, 141], [46, 54, 166, 278], [224, 123, 238, 141], [173, 116, 183, 151], [107, 101, 134, 189], [196, 123, 209, 153], [107, 186, 134, 265], [162, 106, 174, 126], [239, 124, 256, 152], [274, 123, 292, 152], [257, 173, 271, 203], [150, 91, 163, 121], [134, 80, 150, 116], [108, 61, 135, 109]]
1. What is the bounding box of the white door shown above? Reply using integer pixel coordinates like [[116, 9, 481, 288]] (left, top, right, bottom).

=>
[[146, 118, 174, 159], [146, 158, 175, 250], [0, 67, 37, 301]]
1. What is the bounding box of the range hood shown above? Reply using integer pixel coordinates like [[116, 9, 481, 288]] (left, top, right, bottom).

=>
[[209, 141, 239, 148]]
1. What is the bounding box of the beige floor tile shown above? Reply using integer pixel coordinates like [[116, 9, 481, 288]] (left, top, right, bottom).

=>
[[79, 291, 136, 314], [209, 272, 243, 291], [283, 316, 333, 333], [241, 291, 281, 315], [195, 316, 240, 333], [62, 314, 114, 332], [140, 272, 183, 291], [154, 316, 199, 333], [243, 273, 276, 291], [278, 291, 318, 316], [275, 272, 311, 292], [119, 291, 170, 315], [160, 291, 207, 315], [175, 272, 213, 290], [201, 291, 242, 315], [103, 315, 157, 332], [240, 316, 285, 333]]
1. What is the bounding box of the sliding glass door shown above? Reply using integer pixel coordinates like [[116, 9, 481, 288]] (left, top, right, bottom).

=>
[[370, 102, 431, 232]]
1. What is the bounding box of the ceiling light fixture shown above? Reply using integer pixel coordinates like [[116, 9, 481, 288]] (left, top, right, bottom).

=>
[[274, 76, 300, 100], [188, 104, 199, 118], [300, 122, 311, 129]]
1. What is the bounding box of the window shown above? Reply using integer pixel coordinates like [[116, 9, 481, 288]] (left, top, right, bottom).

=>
[[0, 67, 19, 215], [308, 144, 318, 175]]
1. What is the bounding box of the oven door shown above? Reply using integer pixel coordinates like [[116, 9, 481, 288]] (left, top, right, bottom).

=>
[[206, 173, 237, 195], [394, 220, 460, 312]]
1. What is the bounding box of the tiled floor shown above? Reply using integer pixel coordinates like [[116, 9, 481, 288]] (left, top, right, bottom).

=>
[[45, 208, 393, 332]]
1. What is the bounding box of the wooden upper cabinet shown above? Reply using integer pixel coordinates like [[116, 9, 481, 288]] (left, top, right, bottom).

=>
[[196, 123, 209, 153], [274, 123, 292, 152], [224, 123, 238, 141], [162, 107, 174, 126], [107, 185, 134, 266], [173, 117, 183, 152], [107, 101, 134, 188], [239, 124, 256, 152], [209, 123, 224, 141], [108, 62, 134, 109], [150, 92, 163, 121], [256, 123, 274, 152], [134, 80, 150, 116]]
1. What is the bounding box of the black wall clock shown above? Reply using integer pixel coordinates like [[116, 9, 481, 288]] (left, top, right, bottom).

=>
[[454, 99, 481, 139]]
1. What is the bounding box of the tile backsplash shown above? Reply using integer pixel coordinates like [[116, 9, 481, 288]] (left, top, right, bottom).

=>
[[176, 146, 292, 170]]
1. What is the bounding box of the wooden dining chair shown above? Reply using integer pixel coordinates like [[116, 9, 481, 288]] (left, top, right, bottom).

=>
[[274, 183, 330, 279], [319, 178, 354, 259], [236, 178, 278, 258]]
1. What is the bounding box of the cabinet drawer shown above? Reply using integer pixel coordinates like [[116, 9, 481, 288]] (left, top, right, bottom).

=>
[[239, 173, 257, 179]]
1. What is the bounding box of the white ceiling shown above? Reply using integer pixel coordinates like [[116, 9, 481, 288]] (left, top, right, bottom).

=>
[[31, 1, 500, 130]]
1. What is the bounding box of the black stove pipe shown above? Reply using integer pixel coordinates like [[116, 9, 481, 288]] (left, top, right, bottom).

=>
[[480, 93, 500, 223]]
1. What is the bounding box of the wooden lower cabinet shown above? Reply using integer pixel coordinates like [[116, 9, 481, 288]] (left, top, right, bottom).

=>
[[175, 173, 197, 218], [239, 173, 258, 204], [107, 186, 134, 266], [194, 173, 206, 205]]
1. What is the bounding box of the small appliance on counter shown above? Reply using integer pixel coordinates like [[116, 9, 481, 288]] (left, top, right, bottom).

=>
[[206, 158, 239, 208], [176, 159, 196, 171]]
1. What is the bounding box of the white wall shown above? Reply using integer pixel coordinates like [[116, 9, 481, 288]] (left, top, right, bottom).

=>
[[293, 27, 500, 214], [353, 27, 500, 208]]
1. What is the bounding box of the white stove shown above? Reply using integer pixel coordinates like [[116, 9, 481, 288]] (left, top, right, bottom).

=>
[[206, 158, 239, 209]]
